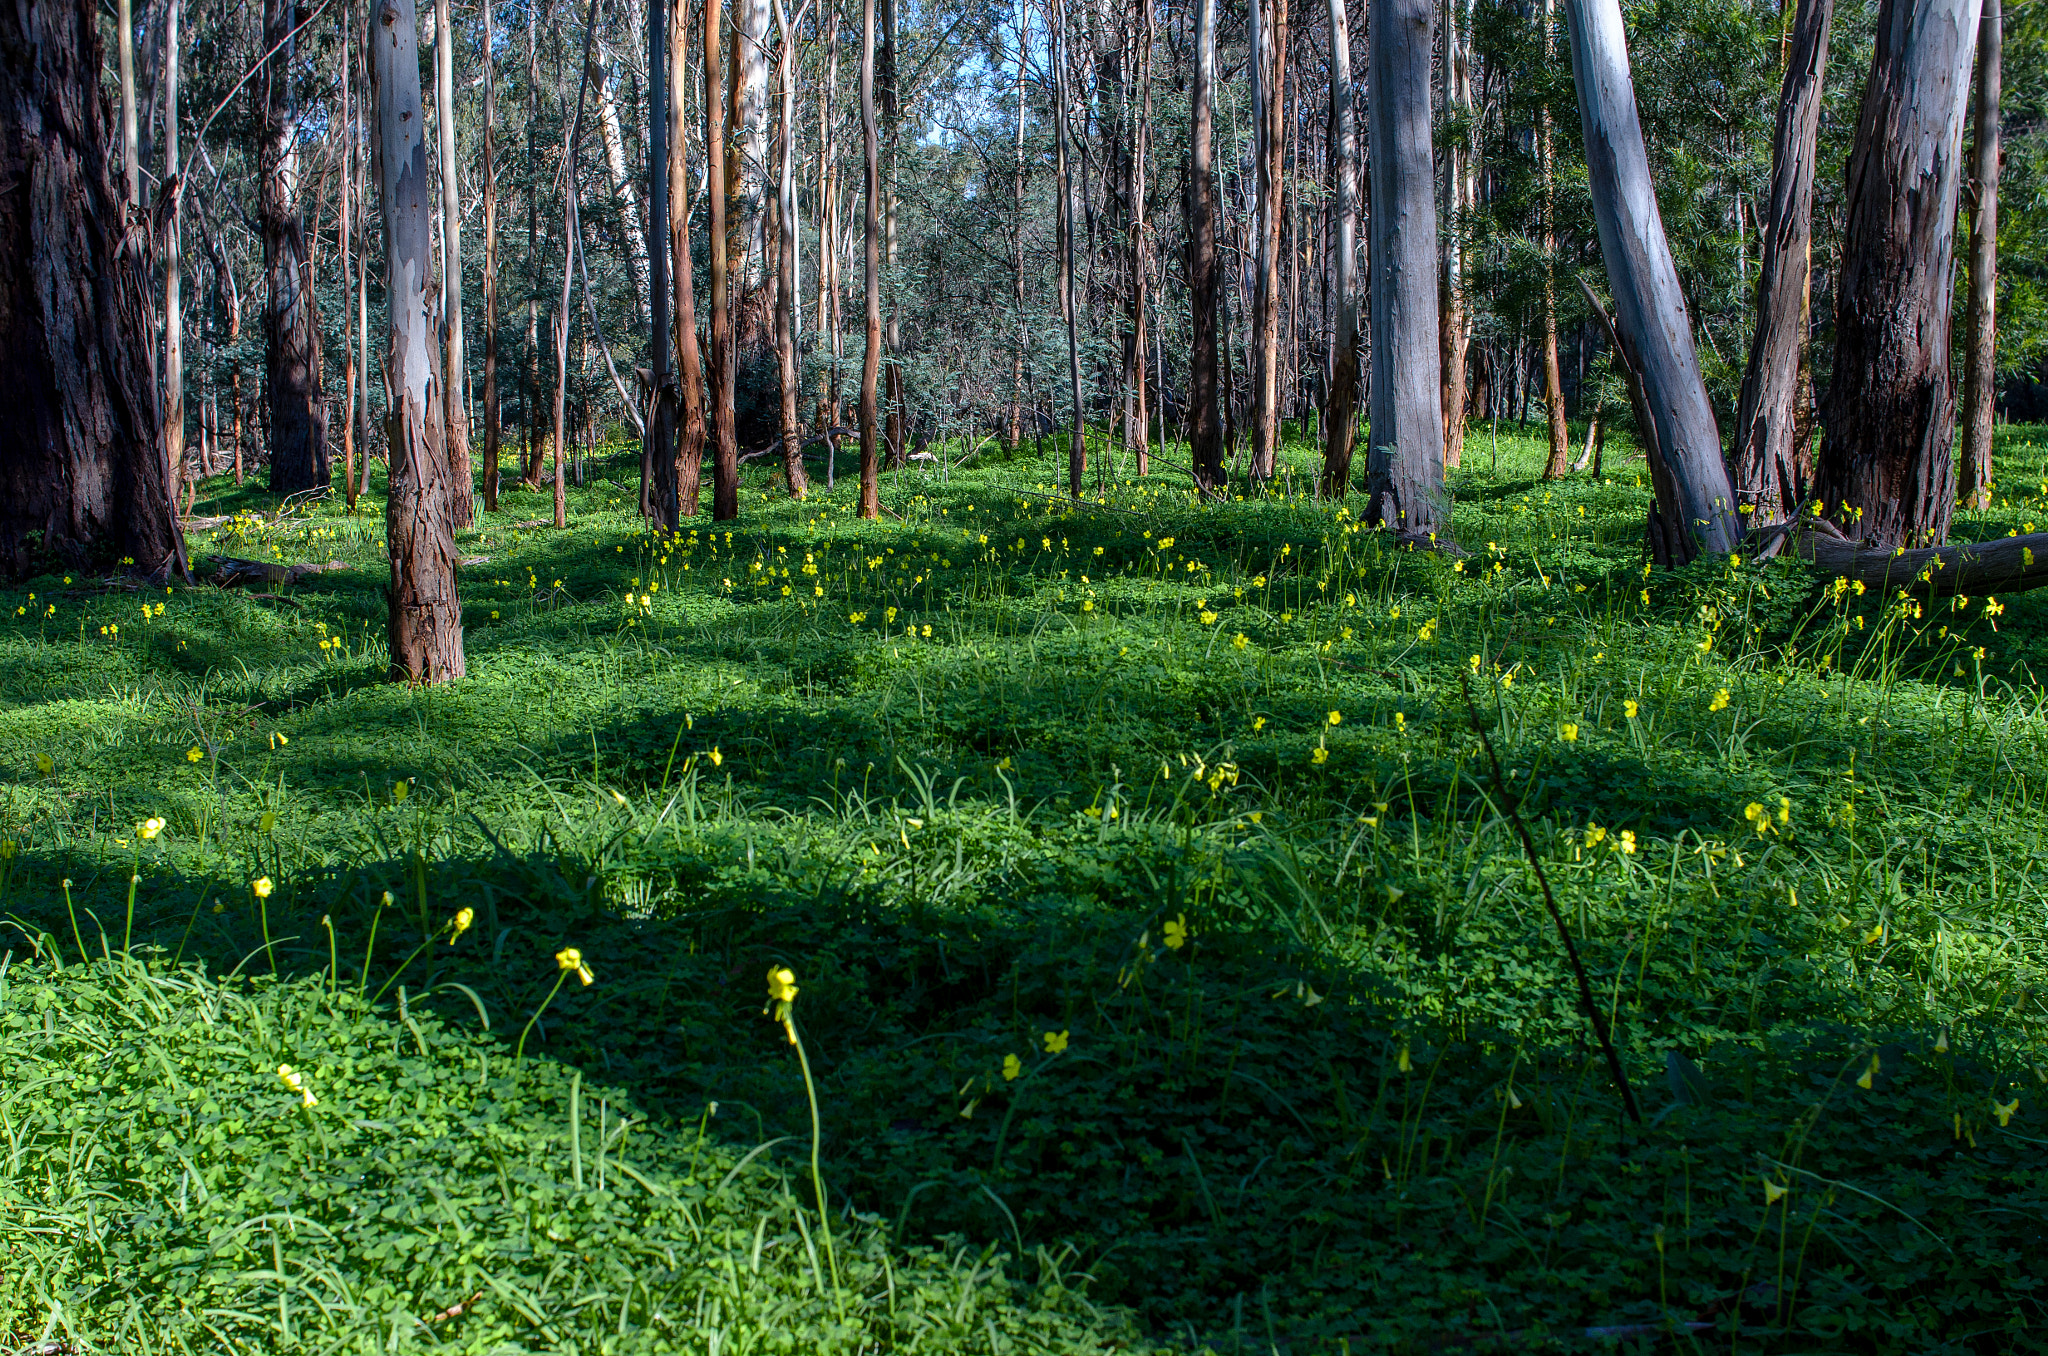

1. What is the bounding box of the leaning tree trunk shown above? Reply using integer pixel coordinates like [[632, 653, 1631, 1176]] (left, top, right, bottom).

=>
[[1566, 0, 1740, 562], [370, 0, 463, 682], [1187, 0, 1226, 491], [1731, 0, 1832, 526], [1958, 0, 2000, 513], [263, 0, 328, 494], [0, 0, 183, 577], [1320, 0, 1360, 496], [1365, 0, 1449, 544], [858, 0, 883, 517], [1812, 0, 1980, 549]]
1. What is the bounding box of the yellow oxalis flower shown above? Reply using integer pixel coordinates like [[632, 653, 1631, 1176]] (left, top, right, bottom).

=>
[[1560, 724, 1578, 742], [1709, 689, 1731, 712], [1042, 1029, 1070, 1055], [1857, 1053, 1881, 1089], [1763, 1180, 1788, 1205], [557, 948, 596, 985], [1327, 710, 1342, 726], [1002, 1054, 1022, 1081], [253, 877, 274, 899], [1311, 747, 1329, 765], [1624, 700, 1639, 719], [36, 753, 53, 775], [1995, 1097, 2020, 1127], [278, 1064, 317, 1108], [186, 747, 204, 763], [451, 908, 474, 943], [140, 817, 165, 839], [1163, 915, 1190, 950]]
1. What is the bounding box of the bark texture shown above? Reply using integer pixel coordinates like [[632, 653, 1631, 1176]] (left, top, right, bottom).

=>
[[672, 0, 706, 517], [858, 0, 882, 517], [1187, 0, 1225, 491], [1812, 0, 1980, 548], [263, 0, 328, 493], [371, 0, 464, 681], [707, 0, 740, 520], [1566, 0, 1740, 560], [1732, 0, 1832, 526], [1959, 0, 2000, 512], [645, 0, 678, 526], [435, 0, 470, 523], [0, 0, 183, 577], [1320, 0, 1360, 496], [1365, 0, 1448, 543]]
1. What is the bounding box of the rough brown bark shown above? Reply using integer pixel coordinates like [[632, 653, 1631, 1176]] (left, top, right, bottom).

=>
[[1055, 0, 1084, 499], [708, 0, 740, 520], [0, 0, 183, 577], [1812, 0, 1979, 548], [1321, 0, 1360, 496], [773, 0, 808, 500], [1187, 0, 1225, 491], [645, 0, 678, 525], [673, 0, 706, 518], [1732, 0, 1832, 525], [482, 0, 501, 513], [1440, 0, 1471, 472], [371, 0, 464, 681], [1959, 0, 2000, 512], [263, 0, 328, 495], [1538, 0, 1570, 480], [435, 0, 471, 524], [1250, 0, 1289, 482]]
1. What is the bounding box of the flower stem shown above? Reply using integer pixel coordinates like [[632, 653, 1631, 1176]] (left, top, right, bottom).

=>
[[788, 1016, 844, 1314], [515, 970, 571, 1065]]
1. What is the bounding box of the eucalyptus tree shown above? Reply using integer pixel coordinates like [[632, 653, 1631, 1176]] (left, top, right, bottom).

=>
[[434, 0, 471, 523], [262, 0, 328, 493], [1959, 0, 2002, 511], [1320, 0, 1360, 496], [1187, 0, 1225, 491]]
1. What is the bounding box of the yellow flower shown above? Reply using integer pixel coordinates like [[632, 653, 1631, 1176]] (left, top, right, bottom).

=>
[[1624, 700, 1639, 719], [1709, 689, 1731, 712], [1398, 1045, 1412, 1073], [1042, 1029, 1070, 1055], [1585, 824, 1607, 849], [393, 780, 409, 803], [1311, 747, 1329, 765], [1002, 1054, 1022, 1081], [1857, 1053, 1880, 1090], [1763, 1180, 1788, 1205], [278, 1064, 317, 1108], [1935, 1029, 1949, 1054], [253, 877, 274, 899], [1327, 710, 1342, 726], [1560, 723, 1578, 742], [140, 816, 165, 840], [1233, 632, 1249, 649], [766, 966, 798, 1004], [1618, 830, 1637, 854], [1163, 914, 1190, 950], [1197, 609, 1217, 625], [1994, 1097, 2020, 1127], [451, 907, 474, 943], [709, 746, 723, 767], [35, 752, 53, 775], [186, 747, 204, 763], [558, 948, 596, 985]]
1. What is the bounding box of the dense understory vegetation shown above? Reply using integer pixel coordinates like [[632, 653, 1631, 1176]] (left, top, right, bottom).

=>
[[4, 428, 2048, 1352]]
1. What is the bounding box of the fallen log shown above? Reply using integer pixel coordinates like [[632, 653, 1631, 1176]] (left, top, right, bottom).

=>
[[1756, 515, 2048, 595]]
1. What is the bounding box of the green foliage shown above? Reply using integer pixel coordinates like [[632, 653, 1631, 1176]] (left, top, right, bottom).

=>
[[5, 431, 2048, 1350]]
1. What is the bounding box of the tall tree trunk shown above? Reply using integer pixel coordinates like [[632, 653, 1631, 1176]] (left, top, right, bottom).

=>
[[1250, 0, 1288, 482], [263, 0, 328, 494], [556, 0, 603, 531], [880, 0, 905, 466], [673, 0, 708, 516], [1124, 0, 1152, 474], [735, 0, 773, 280], [0, 0, 183, 576], [482, 0, 501, 512], [1566, 0, 1740, 561], [1009, 4, 1027, 453], [1055, 0, 1085, 498], [597, 55, 654, 327], [1187, 0, 1225, 490], [707, 0, 740, 519], [1731, 0, 1832, 525], [859, 0, 883, 516], [646, 0, 678, 525], [370, 0, 463, 681], [1812, 0, 1979, 549], [357, 9, 374, 505], [773, 0, 808, 498], [1538, 0, 1570, 479], [1440, 0, 1471, 470], [1365, 0, 1448, 543], [1959, 0, 2000, 512], [435, 0, 471, 524], [164, 0, 185, 505], [1321, 0, 1360, 496]]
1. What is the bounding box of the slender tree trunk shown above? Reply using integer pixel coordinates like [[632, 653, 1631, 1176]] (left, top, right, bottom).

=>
[[880, 0, 905, 466], [357, 13, 374, 504], [1125, 0, 1152, 474], [1731, 0, 1832, 525], [1187, 0, 1224, 490], [645, 0, 678, 525], [673, 0, 707, 516], [1054, 0, 1085, 498], [707, 0, 740, 519], [597, 56, 654, 329], [164, 0, 185, 506], [556, 0, 603, 531], [1566, 0, 1741, 561], [435, 0, 471, 523], [1010, 5, 1028, 452], [1959, 0, 2000, 512], [371, 0, 463, 680], [263, 0, 328, 493], [1321, 0, 1360, 496], [1250, 0, 1288, 481], [481, 0, 501, 512], [1365, 0, 1448, 543], [0, 0, 183, 575], [1812, 0, 1979, 548], [1440, 0, 1471, 470], [342, 0, 361, 509], [772, 0, 808, 499], [1535, 0, 1571, 479], [735, 0, 774, 280], [859, 0, 883, 516]]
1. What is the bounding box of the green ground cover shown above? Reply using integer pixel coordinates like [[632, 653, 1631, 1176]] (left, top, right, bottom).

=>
[[3, 425, 2047, 1352]]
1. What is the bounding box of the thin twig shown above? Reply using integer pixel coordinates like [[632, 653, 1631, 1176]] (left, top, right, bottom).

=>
[[1458, 672, 1643, 1125]]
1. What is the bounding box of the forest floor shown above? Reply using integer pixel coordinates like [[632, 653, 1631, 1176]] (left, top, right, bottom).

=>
[[3, 423, 2048, 1353]]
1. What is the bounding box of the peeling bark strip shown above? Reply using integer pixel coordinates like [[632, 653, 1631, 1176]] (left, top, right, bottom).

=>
[[263, 0, 328, 493], [0, 0, 184, 578], [1732, 0, 1832, 527], [1813, 0, 1980, 550], [1959, 0, 2001, 513], [1565, 0, 1740, 561], [372, 0, 465, 682], [1365, 0, 1448, 544]]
